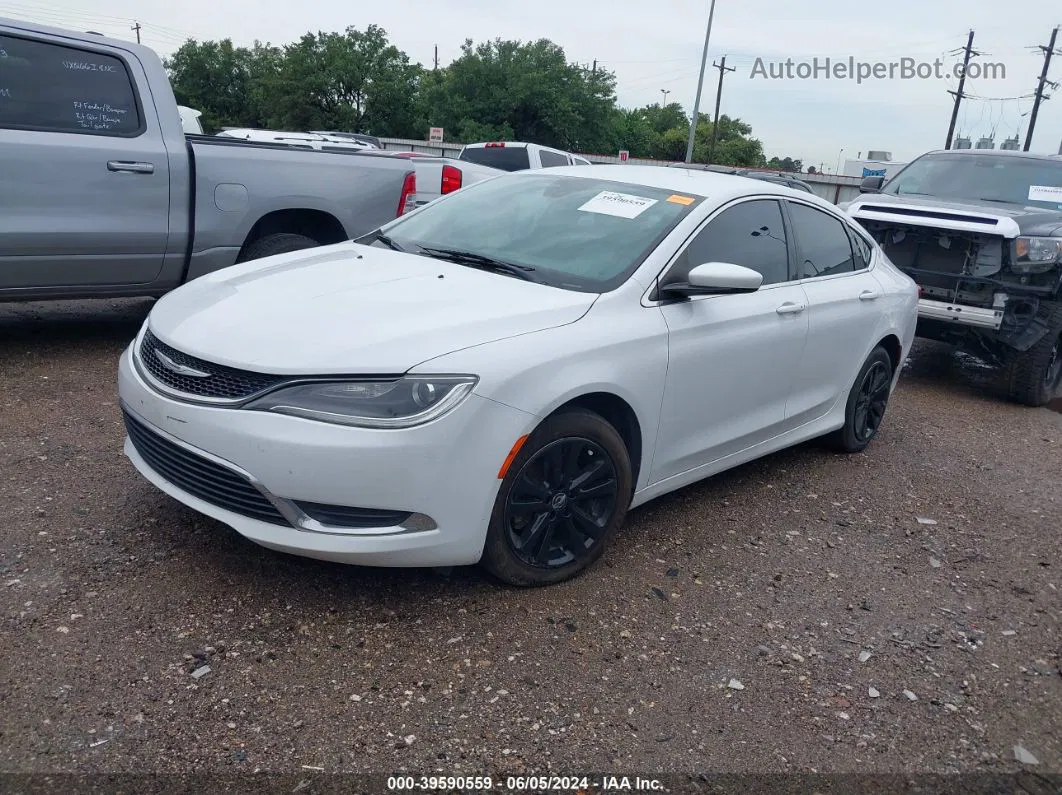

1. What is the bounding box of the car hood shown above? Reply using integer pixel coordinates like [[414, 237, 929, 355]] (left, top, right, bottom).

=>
[[146, 242, 597, 374], [845, 193, 1062, 237]]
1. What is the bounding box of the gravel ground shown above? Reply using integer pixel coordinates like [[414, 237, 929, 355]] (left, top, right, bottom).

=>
[[1, 299, 1060, 785]]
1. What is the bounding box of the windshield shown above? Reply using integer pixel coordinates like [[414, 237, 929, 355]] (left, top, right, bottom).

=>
[[375, 173, 703, 292], [459, 146, 531, 172], [882, 153, 1062, 210]]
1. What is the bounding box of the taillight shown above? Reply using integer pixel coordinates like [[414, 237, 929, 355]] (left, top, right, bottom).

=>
[[441, 165, 462, 194], [397, 171, 416, 216], [485, 142, 505, 148]]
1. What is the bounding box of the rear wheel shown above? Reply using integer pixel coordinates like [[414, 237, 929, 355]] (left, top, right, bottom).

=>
[[1006, 306, 1062, 407], [825, 346, 894, 453], [236, 232, 319, 263], [481, 409, 632, 587]]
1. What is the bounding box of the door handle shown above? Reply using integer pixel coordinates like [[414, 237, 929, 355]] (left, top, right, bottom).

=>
[[776, 302, 806, 315], [859, 290, 882, 301], [107, 160, 155, 174]]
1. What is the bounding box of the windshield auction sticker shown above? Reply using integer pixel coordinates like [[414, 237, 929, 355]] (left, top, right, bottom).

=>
[[1028, 185, 1062, 203], [578, 191, 658, 219]]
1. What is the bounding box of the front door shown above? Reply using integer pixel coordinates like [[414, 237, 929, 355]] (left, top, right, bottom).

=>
[[650, 198, 810, 484]]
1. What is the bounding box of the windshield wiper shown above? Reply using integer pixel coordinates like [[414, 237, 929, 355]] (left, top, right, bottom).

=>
[[975, 197, 1016, 205], [362, 230, 409, 252], [417, 246, 537, 281]]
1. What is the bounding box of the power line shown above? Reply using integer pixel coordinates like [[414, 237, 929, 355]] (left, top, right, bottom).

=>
[[1024, 25, 1060, 151], [685, 0, 718, 163], [945, 30, 978, 149], [706, 55, 736, 164]]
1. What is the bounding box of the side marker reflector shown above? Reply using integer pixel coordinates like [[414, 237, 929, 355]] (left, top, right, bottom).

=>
[[498, 435, 529, 479]]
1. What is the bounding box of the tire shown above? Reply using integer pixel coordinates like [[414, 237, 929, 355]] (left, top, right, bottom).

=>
[[481, 408, 633, 587], [236, 232, 319, 263], [825, 346, 895, 454], [1005, 305, 1062, 407]]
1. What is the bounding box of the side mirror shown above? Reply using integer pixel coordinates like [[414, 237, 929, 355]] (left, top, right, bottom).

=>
[[859, 176, 885, 193], [660, 262, 763, 298]]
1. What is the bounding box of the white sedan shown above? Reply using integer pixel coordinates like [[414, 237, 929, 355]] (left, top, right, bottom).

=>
[[117, 165, 918, 586]]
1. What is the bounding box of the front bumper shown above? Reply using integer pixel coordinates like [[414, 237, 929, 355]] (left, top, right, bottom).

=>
[[917, 298, 1003, 330], [117, 344, 535, 567]]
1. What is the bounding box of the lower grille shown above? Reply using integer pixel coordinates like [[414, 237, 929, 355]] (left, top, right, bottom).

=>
[[123, 410, 290, 526]]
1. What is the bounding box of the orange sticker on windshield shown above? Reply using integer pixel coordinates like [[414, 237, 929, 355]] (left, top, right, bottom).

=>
[[667, 194, 695, 205]]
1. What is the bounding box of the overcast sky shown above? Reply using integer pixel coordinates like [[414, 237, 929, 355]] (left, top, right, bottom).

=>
[[4, 0, 1061, 168]]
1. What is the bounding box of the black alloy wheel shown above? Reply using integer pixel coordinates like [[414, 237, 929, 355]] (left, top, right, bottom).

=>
[[825, 345, 894, 453], [503, 437, 619, 568], [853, 359, 892, 443], [481, 408, 633, 586]]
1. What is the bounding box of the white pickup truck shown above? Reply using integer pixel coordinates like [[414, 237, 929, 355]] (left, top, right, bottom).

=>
[[458, 141, 593, 171]]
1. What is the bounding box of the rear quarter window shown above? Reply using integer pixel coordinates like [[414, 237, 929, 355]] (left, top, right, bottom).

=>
[[459, 146, 531, 172], [0, 34, 141, 136]]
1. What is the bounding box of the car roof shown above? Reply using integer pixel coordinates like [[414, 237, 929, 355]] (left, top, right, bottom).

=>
[[918, 148, 1061, 163], [511, 164, 832, 206]]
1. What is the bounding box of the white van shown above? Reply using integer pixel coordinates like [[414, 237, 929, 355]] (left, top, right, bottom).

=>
[[457, 141, 592, 171]]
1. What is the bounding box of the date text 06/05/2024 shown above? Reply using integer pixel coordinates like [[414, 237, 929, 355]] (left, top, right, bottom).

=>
[[386, 775, 665, 791]]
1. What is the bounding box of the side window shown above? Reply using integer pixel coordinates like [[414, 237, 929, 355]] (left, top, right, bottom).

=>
[[668, 199, 790, 286], [847, 227, 873, 270], [539, 150, 570, 167], [0, 34, 141, 135], [787, 202, 856, 278]]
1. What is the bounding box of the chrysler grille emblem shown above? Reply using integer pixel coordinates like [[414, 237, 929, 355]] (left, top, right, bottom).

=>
[[154, 350, 211, 378]]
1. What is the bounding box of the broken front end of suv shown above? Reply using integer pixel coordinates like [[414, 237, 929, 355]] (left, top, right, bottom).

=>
[[854, 211, 1062, 406]]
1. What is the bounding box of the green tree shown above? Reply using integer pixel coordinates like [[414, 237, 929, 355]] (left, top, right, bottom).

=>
[[766, 156, 803, 172], [165, 39, 272, 131], [259, 25, 421, 136], [694, 115, 766, 167], [419, 38, 618, 151]]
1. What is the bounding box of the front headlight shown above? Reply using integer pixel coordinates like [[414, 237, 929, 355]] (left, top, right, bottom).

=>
[[244, 376, 478, 428], [1013, 237, 1062, 273]]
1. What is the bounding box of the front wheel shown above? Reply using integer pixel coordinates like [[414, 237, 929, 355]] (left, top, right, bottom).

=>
[[1005, 308, 1062, 407], [825, 346, 895, 453], [481, 409, 633, 587]]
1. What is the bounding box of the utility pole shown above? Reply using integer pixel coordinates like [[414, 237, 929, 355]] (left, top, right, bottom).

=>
[[592, 59, 597, 76], [706, 55, 735, 164], [945, 30, 977, 150], [434, 45, 438, 70], [1024, 26, 1060, 152], [685, 0, 719, 163], [131, 20, 141, 44]]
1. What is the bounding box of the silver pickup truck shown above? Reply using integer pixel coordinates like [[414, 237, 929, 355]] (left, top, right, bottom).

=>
[[0, 18, 417, 302]]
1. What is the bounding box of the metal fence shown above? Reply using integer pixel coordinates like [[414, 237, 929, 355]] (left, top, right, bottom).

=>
[[376, 137, 866, 205]]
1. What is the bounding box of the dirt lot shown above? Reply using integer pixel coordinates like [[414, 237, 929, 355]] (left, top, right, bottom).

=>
[[1, 299, 1060, 786]]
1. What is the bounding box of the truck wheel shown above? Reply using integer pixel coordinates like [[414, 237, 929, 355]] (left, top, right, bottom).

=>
[[236, 233, 319, 263], [1006, 306, 1062, 407]]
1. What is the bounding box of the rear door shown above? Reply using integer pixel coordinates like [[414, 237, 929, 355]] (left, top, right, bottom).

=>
[[782, 199, 888, 424], [0, 30, 171, 289]]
